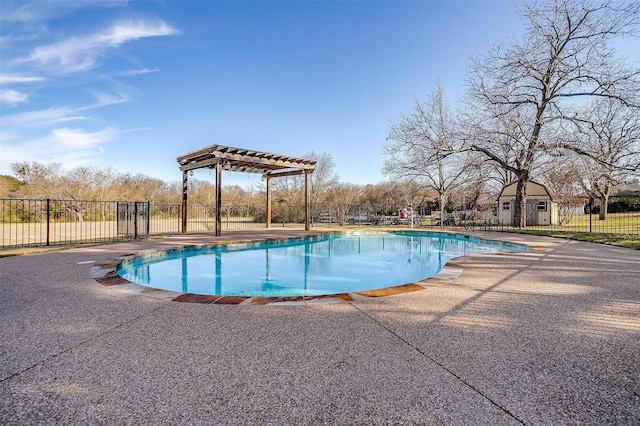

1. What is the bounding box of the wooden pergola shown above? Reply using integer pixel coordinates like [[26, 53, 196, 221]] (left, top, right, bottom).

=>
[[177, 144, 316, 236]]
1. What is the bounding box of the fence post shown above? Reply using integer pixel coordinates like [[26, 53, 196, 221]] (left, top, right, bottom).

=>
[[134, 202, 138, 239], [589, 200, 593, 233], [46, 198, 50, 246], [146, 201, 150, 237]]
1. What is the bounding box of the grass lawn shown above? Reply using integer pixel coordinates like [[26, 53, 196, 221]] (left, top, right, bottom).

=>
[[555, 211, 640, 234], [500, 211, 639, 250], [511, 230, 640, 250]]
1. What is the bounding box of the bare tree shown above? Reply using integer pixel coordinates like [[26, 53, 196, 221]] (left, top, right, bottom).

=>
[[267, 151, 339, 205], [464, 0, 639, 227], [307, 151, 339, 204], [384, 80, 479, 222], [570, 98, 640, 219], [461, 105, 536, 190], [359, 182, 410, 209], [11, 161, 64, 199], [0, 175, 22, 198], [60, 166, 117, 201], [538, 153, 583, 199], [11, 161, 182, 203], [326, 182, 361, 224], [223, 185, 260, 207]]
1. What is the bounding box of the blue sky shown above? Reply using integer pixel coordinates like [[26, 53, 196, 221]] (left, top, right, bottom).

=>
[[1, 0, 527, 187]]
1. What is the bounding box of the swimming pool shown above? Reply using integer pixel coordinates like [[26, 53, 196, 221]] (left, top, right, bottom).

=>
[[117, 232, 527, 297]]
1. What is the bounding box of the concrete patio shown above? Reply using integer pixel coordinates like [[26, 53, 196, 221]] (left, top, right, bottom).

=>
[[1, 229, 638, 424]]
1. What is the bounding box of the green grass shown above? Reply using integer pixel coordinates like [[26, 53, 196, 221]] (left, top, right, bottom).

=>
[[554, 211, 640, 234], [499, 211, 640, 250], [510, 230, 640, 250]]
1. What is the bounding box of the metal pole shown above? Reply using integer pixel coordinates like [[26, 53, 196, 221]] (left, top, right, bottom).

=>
[[181, 171, 188, 233], [46, 198, 50, 246], [134, 201, 138, 239], [146, 201, 150, 238]]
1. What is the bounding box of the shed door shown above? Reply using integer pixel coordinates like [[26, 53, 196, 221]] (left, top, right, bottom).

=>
[[526, 199, 538, 226]]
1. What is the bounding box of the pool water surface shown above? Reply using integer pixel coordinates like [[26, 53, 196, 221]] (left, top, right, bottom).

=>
[[117, 232, 527, 297]]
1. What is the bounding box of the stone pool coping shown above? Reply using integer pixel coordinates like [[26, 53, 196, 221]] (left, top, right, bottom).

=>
[[90, 231, 532, 305]]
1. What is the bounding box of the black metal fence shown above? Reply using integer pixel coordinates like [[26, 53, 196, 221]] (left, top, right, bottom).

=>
[[497, 200, 640, 235], [0, 199, 153, 248], [0, 199, 327, 248], [2, 198, 638, 249]]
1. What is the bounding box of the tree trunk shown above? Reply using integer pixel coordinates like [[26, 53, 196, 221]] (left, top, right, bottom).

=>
[[599, 194, 609, 221], [439, 192, 449, 228], [512, 174, 529, 228]]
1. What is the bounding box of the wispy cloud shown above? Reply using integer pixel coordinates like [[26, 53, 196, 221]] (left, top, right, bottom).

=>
[[0, 1, 127, 23], [0, 89, 29, 105], [82, 89, 134, 110], [4, 106, 90, 127], [111, 67, 160, 77], [0, 127, 117, 169], [50, 127, 115, 151], [19, 18, 178, 74], [0, 74, 46, 84]]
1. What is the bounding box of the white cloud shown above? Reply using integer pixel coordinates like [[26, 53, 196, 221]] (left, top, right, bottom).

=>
[[0, 89, 29, 105], [51, 127, 114, 150], [20, 18, 178, 74], [0, 1, 127, 23], [82, 89, 134, 110], [3, 106, 90, 127], [111, 67, 160, 77], [0, 74, 46, 84], [99, 19, 177, 45], [0, 127, 117, 169], [0, 130, 15, 144]]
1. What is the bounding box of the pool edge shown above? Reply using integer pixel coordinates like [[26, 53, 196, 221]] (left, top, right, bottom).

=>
[[91, 231, 532, 306]]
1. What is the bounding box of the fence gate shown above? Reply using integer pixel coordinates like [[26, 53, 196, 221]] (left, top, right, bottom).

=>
[[117, 202, 149, 239]]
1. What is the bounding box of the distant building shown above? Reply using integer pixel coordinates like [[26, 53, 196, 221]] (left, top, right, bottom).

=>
[[497, 181, 559, 226], [609, 183, 640, 203]]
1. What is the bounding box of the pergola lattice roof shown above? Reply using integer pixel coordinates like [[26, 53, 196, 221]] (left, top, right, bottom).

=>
[[177, 144, 316, 176]]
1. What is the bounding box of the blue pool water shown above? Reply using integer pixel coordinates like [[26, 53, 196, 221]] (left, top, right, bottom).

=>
[[117, 232, 527, 297]]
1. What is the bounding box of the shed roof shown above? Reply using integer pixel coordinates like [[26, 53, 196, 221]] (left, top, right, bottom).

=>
[[177, 144, 316, 176], [496, 180, 557, 201]]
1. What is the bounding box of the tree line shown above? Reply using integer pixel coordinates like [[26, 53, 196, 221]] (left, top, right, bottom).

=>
[[1, 153, 468, 212], [1, 161, 260, 206]]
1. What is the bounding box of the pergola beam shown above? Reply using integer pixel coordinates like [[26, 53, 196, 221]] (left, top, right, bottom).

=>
[[179, 158, 219, 172], [263, 169, 306, 179]]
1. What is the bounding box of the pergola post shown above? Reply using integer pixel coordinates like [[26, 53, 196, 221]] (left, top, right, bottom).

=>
[[305, 170, 311, 231], [266, 175, 272, 228], [181, 170, 188, 233], [215, 160, 222, 237]]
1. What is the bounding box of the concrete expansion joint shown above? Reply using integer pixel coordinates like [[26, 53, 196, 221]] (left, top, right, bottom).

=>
[[349, 302, 528, 425], [0, 302, 171, 386]]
